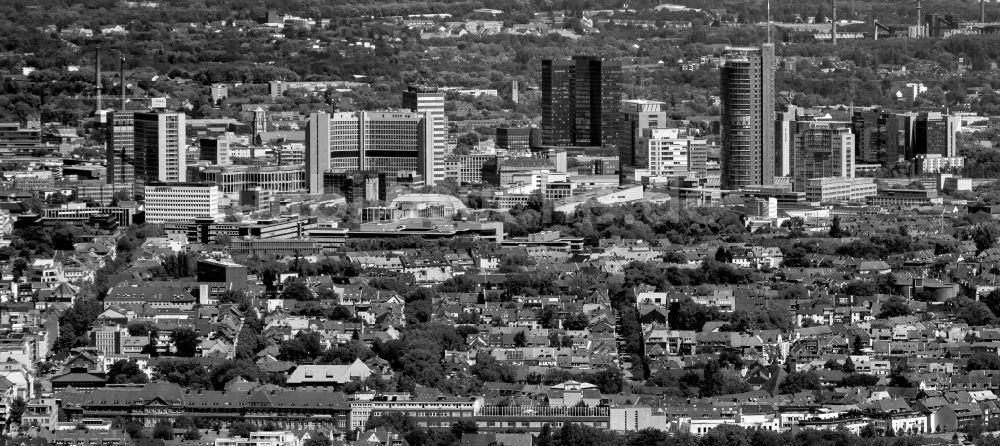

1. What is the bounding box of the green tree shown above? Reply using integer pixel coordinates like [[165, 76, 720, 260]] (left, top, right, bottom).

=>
[[967, 351, 1000, 371], [280, 279, 315, 301], [228, 421, 255, 438], [972, 222, 1000, 253], [152, 420, 173, 440], [829, 215, 844, 237], [170, 328, 201, 357], [852, 335, 865, 354], [8, 397, 26, 425], [183, 428, 201, 440], [107, 360, 149, 384], [513, 331, 527, 347], [304, 432, 331, 446], [878, 297, 911, 319], [779, 371, 821, 394]]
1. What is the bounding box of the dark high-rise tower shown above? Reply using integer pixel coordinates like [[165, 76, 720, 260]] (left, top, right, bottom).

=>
[[541, 55, 622, 148], [720, 44, 775, 190]]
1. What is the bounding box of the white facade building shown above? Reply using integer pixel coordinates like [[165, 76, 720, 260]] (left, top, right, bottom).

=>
[[143, 182, 222, 224], [642, 128, 691, 178], [803, 177, 878, 203]]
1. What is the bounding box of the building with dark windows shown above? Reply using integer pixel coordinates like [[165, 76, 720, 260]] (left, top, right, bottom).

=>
[[198, 137, 230, 166], [163, 216, 316, 244], [105, 111, 134, 186], [133, 112, 186, 195], [720, 44, 774, 190], [195, 259, 248, 290], [541, 56, 622, 149], [324, 171, 388, 203], [495, 127, 533, 152], [914, 112, 960, 158]]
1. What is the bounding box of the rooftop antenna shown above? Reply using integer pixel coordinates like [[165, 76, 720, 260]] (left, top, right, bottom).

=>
[[94, 49, 102, 113], [766, 0, 772, 43], [119, 54, 126, 110]]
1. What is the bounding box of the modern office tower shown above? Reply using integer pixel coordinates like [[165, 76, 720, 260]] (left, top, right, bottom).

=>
[[618, 99, 667, 184], [495, 127, 532, 152], [402, 85, 446, 186], [133, 111, 186, 194], [542, 58, 574, 147], [791, 121, 855, 191], [888, 113, 917, 163], [143, 182, 222, 224], [851, 111, 890, 163], [305, 112, 331, 194], [640, 128, 691, 178], [305, 111, 432, 194], [688, 139, 709, 176], [198, 138, 230, 166], [775, 110, 796, 177], [720, 44, 775, 190], [252, 107, 268, 136], [914, 112, 961, 158], [106, 110, 134, 186], [541, 55, 623, 148]]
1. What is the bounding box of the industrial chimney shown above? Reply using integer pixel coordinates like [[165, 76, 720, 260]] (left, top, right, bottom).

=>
[[832, 0, 838, 45], [917, 0, 923, 29]]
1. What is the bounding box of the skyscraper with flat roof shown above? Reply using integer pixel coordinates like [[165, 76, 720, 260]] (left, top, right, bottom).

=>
[[541, 56, 622, 148], [618, 99, 667, 184], [305, 111, 432, 194], [720, 44, 775, 190], [402, 86, 446, 186], [133, 111, 186, 195], [106, 110, 134, 187]]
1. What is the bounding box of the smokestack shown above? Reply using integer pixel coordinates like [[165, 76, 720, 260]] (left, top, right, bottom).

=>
[[95, 49, 102, 113], [917, 0, 923, 29], [832, 0, 837, 45], [120, 55, 126, 110]]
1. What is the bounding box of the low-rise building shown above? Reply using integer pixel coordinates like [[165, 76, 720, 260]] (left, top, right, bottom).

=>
[[865, 188, 942, 207], [803, 177, 878, 203], [144, 182, 223, 224]]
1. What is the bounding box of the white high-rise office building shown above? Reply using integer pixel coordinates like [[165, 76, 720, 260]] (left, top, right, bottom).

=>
[[305, 110, 433, 194], [402, 86, 446, 186]]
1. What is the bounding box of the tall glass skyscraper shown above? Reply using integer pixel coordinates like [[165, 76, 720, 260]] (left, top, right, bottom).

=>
[[720, 44, 775, 190], [541, 55, 622, 148]]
